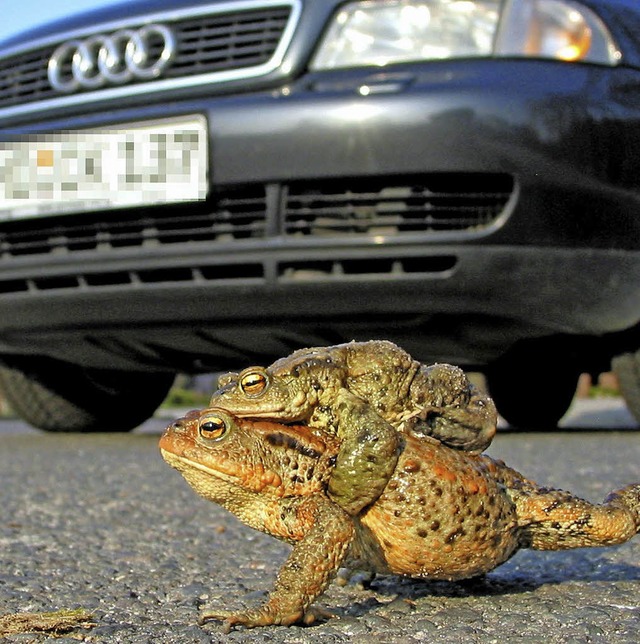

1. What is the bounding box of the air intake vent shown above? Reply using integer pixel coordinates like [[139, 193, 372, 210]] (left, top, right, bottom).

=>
[[284, 173, 513, 237], [0, 186, 267, 257], [279, 255, 457, 280]]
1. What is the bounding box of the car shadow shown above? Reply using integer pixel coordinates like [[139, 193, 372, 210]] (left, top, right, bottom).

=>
[[497, 397, 638, 433]]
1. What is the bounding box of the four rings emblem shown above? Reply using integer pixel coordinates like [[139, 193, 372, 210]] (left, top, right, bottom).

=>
[[48, 24, 177, 93]]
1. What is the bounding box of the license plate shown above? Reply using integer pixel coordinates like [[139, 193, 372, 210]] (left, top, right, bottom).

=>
[[0, 115, 208, 220]]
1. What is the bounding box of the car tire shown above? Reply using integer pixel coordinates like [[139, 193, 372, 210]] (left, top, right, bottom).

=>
[[0, 361, 175, 432], [611, 351, 640, 424], [486, 346, 579, 429]]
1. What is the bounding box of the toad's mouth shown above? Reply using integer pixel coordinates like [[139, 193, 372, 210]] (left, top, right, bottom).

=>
[[160, 449, 238, 485], [230, 411, 313, 428]]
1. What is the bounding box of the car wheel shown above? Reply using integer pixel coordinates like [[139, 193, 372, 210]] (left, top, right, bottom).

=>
[[486, 347, 579, 429], [0, 360, 175, 432], [611, 351, 640, 424]]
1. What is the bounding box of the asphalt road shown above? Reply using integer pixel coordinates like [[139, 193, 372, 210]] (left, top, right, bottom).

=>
[[0, 399, 639, 643]]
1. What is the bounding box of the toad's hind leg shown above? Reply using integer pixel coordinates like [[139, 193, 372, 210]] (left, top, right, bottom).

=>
[[515, 483, 640, 550]]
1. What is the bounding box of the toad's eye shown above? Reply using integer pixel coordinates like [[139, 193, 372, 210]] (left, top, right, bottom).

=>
[[239, 369, 268, 397], [198, 415, 228, 441]]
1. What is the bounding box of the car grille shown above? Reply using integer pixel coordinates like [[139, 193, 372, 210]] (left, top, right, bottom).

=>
[[0, 173, 515, 293], [0, 2, 295, 112]]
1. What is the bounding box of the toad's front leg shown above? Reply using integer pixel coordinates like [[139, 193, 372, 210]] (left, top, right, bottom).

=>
[[199, 495, 354, 631], [328, 388, 402, 515]]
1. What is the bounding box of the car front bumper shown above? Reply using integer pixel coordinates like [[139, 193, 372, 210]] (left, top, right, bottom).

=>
[[1, 59, 639, 370]]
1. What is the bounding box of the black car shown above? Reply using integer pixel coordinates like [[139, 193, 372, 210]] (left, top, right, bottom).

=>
[[0, 0, 639, 432]]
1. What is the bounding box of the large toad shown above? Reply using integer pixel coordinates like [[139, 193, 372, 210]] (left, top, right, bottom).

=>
[[160, 405, 640, 632], [210, 340, 497, 513]]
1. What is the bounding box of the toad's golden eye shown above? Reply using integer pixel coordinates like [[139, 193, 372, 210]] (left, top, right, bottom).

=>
[[239, 369, 268, 397], [198, 415, 228, 441]]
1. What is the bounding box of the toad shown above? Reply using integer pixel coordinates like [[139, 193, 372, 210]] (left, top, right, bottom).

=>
[[212, 341, 496, 451], [160, 404, 640, 632], [210, 340, 497, 513]]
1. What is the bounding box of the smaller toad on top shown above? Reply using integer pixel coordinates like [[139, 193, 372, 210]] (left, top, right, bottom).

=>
[[212, 340, 497, 451]]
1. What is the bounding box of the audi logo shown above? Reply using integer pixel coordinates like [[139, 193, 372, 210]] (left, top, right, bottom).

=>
[[48, 24, 177, 93]]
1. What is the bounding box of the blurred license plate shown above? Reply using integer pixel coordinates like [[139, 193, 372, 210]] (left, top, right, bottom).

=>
[[0, 115, 208, 219]]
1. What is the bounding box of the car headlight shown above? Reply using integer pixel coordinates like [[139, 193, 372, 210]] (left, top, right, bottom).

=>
[[310, 0, 621, 70]]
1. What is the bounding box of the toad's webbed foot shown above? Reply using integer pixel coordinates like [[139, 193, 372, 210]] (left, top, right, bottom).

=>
[[199, 607, 279, 632], [199, 606, 300, 632], [409, 364, 497, 452], [199, 604, 334, 632]]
